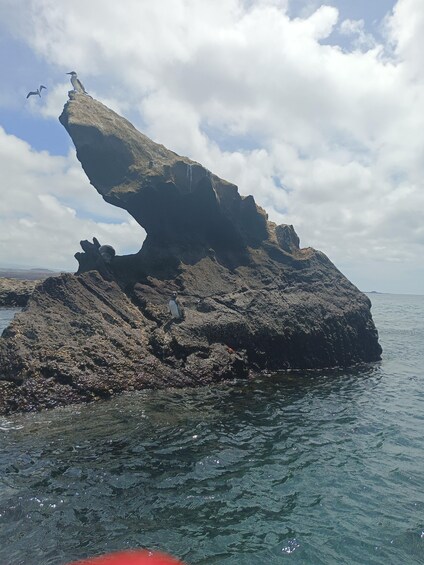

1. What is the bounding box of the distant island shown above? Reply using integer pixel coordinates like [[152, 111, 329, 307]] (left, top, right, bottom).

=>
[[0, 267, 61, 281], [0, 93, 382, 415]]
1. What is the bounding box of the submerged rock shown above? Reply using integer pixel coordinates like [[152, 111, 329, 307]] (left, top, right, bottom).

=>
[[0, 94, 382, 415]]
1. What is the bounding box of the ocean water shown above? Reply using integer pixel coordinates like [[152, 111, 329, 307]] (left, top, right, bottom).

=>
[[0, 294, 423, 565], [0, 308, 21, 334]]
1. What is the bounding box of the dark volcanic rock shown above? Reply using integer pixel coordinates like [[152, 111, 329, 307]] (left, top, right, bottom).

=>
[[58, 92, 268, 261], [0, 278, 39, 307], [0, 93, 382, 415]]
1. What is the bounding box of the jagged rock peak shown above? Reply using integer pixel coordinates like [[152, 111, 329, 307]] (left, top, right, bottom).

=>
[[59, 93, 270, 251]]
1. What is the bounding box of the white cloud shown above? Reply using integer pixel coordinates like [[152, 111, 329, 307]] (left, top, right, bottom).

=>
[[0, 0, 423, 292], [339, 18, 377, 51], [34, 81, 70, 119], [0, 128, 144, 269], [386, 0, 424, 77]]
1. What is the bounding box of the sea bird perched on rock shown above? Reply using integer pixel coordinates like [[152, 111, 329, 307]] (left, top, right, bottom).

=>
[[168, 292, 182, 320], [67, 71, 87, 94], [26, 85, 47, 99]]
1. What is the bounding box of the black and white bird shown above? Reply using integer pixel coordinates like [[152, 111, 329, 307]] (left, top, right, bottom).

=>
[[66, 71, 87, 94], [168, 292, 182, 320], [26, 85, 47, 99]]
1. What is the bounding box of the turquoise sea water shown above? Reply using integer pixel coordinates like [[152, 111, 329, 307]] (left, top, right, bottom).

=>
[[0, 294, 423, 564]]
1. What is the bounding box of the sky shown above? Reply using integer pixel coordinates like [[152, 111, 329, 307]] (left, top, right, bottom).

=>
[[0, 0, 423, 294]]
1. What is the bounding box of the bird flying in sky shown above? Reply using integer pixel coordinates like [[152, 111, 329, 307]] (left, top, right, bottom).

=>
[[26, 85, 47, 99]]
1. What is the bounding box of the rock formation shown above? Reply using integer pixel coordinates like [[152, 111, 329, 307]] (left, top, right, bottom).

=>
[[0, 278, 39, 307], [0, 93, 382, 415]]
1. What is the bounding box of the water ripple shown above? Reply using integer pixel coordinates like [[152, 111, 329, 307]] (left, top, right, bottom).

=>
[[0, 294, 423, 564]]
